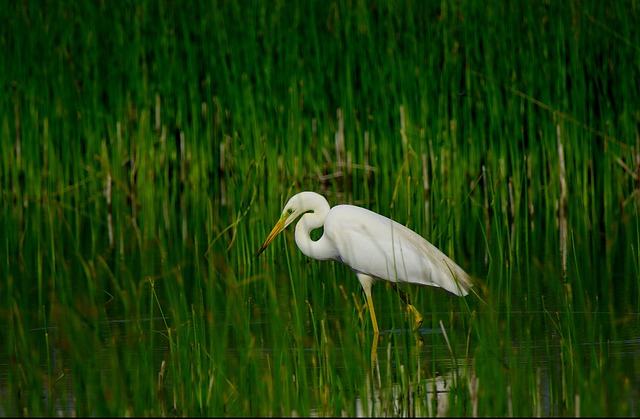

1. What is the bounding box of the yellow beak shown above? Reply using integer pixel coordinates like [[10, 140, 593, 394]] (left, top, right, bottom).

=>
[[257, 216, 287, 256]]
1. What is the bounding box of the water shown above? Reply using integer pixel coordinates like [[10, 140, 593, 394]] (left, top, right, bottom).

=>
[[2, 297, 640, 416]]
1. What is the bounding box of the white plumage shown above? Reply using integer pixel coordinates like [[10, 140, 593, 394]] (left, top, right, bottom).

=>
[[258, 191, 472, 333]]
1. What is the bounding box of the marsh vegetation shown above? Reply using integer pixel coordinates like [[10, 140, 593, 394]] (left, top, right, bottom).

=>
[[2, 1, 639, 416]]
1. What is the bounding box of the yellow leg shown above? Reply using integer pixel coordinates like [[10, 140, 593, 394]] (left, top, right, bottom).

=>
[[365, 293, 380, 334], [357, 274, 380, 334], [370, 332, 379, 367]]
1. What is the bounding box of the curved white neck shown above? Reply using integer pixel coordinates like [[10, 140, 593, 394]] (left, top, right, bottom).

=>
[[294, 207, 337, 261]]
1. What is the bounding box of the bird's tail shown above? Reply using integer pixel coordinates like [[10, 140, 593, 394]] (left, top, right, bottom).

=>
[[442, 259, 474, 297]]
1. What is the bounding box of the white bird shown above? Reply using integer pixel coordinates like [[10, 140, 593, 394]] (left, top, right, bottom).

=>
[[257, 191, 473, 333]]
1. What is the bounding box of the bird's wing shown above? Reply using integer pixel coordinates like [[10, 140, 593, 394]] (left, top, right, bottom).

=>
[[325, 205, 471, 296], [394, 222, 473, 295]]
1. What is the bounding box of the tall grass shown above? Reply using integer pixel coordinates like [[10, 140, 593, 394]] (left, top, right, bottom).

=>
[[1, 0, 639, 416]]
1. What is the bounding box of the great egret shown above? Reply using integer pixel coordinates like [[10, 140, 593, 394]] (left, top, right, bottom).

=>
[[257, 191, 473, 333]]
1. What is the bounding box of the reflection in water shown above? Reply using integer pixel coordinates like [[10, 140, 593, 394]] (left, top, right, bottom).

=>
[[355, 371, 461, 417], [4, 312, 640, 416], [320, 316, 640, 417], [351, 325, 475, 417]]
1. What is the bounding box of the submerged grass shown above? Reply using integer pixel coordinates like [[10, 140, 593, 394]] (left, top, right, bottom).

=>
[[2, 0, 640, 416]]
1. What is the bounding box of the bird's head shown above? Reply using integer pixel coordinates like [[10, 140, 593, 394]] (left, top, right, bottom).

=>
[[256, 196, 305, 256]]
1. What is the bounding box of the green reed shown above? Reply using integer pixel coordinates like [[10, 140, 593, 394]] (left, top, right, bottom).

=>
[[2, 0, 640, 416]]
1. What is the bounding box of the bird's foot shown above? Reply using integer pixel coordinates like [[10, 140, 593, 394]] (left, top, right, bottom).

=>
[[407, 304, 424, 329]]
